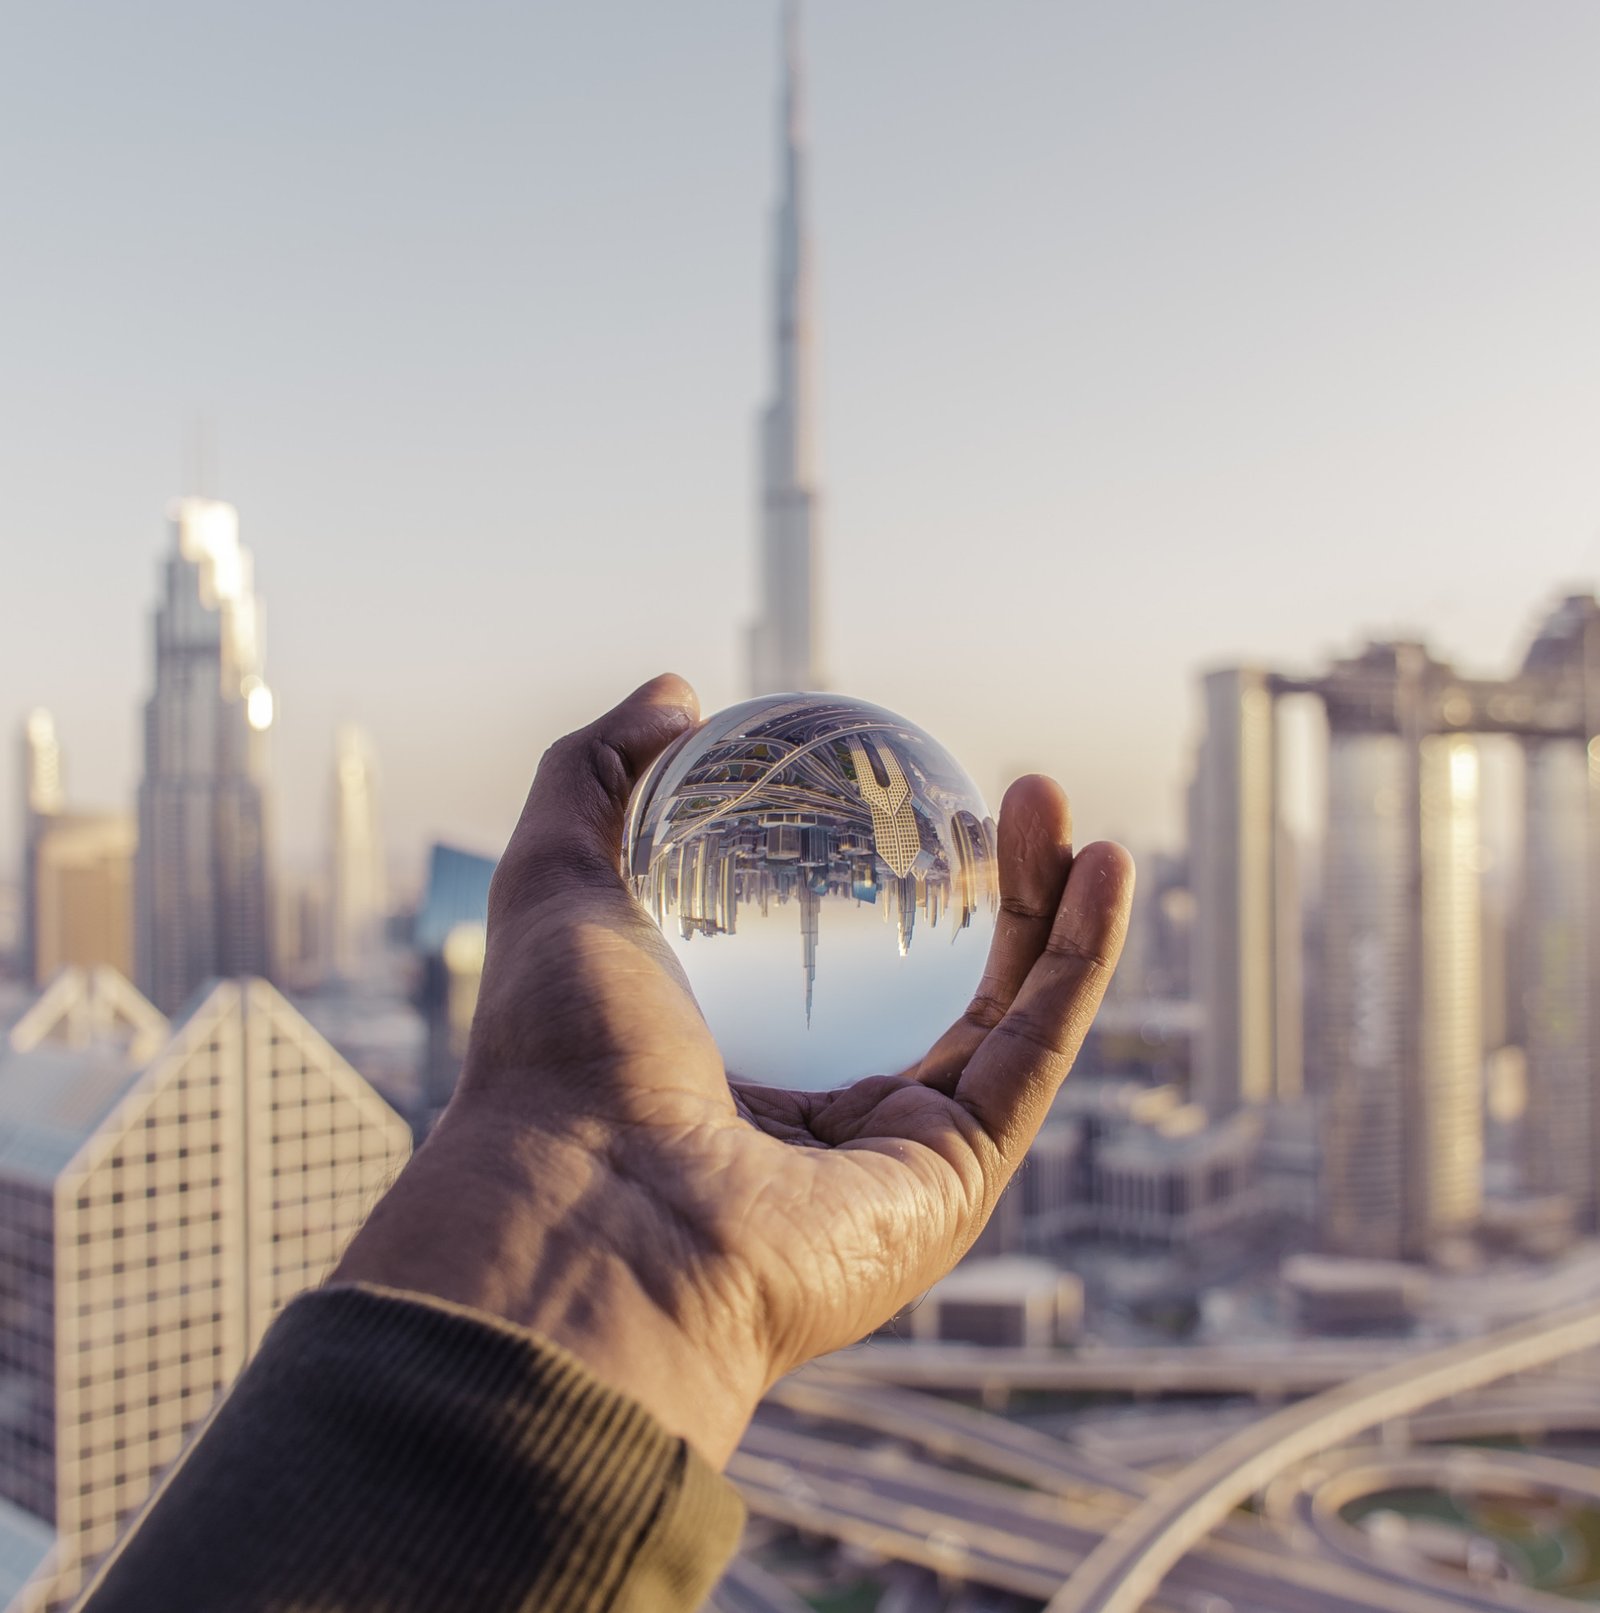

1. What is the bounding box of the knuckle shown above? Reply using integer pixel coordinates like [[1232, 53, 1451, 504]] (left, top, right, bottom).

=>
[[990, 1015, 1069, 1063], [537, 727, 630, 807], [963, 987, 1011, 1031], [1045, 929, 1116, 974], [999, 893, 1056, 924], [584, 733, 634, 805]]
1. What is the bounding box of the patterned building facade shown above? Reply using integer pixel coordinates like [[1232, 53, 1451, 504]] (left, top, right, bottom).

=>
[[0, 969, 410, 1612]]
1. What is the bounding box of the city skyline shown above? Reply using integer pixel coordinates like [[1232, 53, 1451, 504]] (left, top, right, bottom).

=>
[[4, 2, 1599, 871], [1190, 598, 1600, 1261], [10, 8, 1600, 1607]]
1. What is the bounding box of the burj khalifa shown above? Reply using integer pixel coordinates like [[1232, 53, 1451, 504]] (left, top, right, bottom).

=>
[[748, 1, 821, 696]]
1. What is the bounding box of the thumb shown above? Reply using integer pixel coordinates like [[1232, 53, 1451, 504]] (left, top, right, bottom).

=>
[[489, 674, 700, 926]]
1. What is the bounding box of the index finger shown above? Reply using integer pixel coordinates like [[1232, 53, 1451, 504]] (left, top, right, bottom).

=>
[[952, 841, 1135, 1161]]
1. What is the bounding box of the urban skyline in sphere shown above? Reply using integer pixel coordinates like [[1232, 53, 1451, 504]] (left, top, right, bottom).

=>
[[625, 692, 998, 1087]]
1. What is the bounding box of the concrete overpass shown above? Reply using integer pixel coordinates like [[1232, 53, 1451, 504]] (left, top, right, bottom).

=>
[[736, 1416, 1480, 1613], [1045, 1297, 1600, 1613], [768, 1368, 1148, 1497], [1265, 1445, 1600, 1613], [812, 1338, 1410, 1396]]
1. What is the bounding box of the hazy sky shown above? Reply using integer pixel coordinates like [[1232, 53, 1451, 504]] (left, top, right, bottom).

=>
[[5, 1, 1600, 881]]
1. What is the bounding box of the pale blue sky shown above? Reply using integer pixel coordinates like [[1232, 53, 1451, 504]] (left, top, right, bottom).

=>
[[4, 1, 1599, 877]]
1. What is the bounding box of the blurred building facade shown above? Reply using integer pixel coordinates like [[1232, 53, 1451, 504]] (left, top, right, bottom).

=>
[[16, 711, 135, 987], [1191, 668, 1299, 1118], [980, 1081, 1266, 1261], [0, 968, 410, 1612], [1189, 593, 1600, 1259], [906, 1257, 1083, 1349], [1318, 648, 1483, 1260], [134, 498, 275, 1015], [1516, 595, 1600, 1224], [17, 711, 64, 982], [411, 842, 496, 1119], [30, 814, 135, 985], [327, 724, 386, 984]]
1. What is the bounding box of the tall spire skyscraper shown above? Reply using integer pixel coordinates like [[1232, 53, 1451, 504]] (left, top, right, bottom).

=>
[[748, 0, 822, 696], [135, 497, 275, 1013]]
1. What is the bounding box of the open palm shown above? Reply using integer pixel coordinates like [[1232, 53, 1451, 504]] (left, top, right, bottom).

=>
[[347, 675, 1132, 1465]]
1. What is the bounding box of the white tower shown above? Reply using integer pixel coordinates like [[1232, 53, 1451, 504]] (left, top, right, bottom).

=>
[[135, 498, 275, 1014], [327, 724, 386, 982], [18, 709, 64, 980], [1318, 646, 1484, 1260], [748, 0, 822, 695]]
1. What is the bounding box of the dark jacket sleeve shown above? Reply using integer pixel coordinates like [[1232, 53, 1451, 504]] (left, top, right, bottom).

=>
[[77, 1282, 746, 1613]]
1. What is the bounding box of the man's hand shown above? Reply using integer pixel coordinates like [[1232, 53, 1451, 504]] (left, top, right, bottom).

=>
[[334, 675, 1134, 1465]]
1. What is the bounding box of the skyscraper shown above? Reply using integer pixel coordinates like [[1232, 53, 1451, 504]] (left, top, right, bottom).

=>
[[1190, 668, 1300, 1118], [134, 498, 275, 1014], [327, 724, 386, 982], [1518, 595, 1600, 1222], [1189, 598, 1600, 1255], [31, 813, 136, 984], [18, 710, 64, 981], [18, 712, 136, 986], [748, 0, 821, 696], [1317, 645, 1483, 1260], [0, 968, 411, 1612]]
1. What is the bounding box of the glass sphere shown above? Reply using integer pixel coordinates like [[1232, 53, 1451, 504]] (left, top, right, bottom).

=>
[[624, 693, 999, 1090]]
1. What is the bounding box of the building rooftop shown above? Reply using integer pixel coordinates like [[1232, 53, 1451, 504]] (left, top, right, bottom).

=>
[[1281, 1253, 1428, 1299], [1053, 1077, 1182, 1125], [1097, 1105, 1263, 1169], [0, 1040, 141, 1187], [933, 1255, 1079, 1303]]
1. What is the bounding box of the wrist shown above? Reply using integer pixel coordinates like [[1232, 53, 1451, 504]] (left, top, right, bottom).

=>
[[331, 1101, 767, 1466]]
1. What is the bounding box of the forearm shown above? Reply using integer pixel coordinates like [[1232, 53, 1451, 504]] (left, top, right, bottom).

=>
[[79, 1285, 745, 1613]]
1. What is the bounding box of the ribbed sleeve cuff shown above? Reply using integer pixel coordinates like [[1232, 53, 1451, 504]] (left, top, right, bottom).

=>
[[82, 1283, 746, 1613]]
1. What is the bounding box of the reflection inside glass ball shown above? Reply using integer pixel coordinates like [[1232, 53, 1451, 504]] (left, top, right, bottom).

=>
[[624, 694, 999, 1089]]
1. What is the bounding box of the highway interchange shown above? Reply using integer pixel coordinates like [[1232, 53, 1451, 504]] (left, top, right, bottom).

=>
[[708, 1300, 1600, 1613]]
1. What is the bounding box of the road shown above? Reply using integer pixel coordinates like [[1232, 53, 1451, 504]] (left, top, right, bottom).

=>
[[811, 1338, 1412, 1395], [1263, 1445, 1600, 1613], [1044, 1296, 1600, 1613], [767, 1368, 1148, 1497], [705, 1554, 814, 1613], [736, 1416, 1479, 1613]]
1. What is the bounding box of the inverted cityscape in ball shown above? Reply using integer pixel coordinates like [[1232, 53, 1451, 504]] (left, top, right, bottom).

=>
[[624, 693, 999, 1090]]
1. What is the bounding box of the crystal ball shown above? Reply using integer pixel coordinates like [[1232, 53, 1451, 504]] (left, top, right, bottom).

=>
[[624, 693, 999, 1090]]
